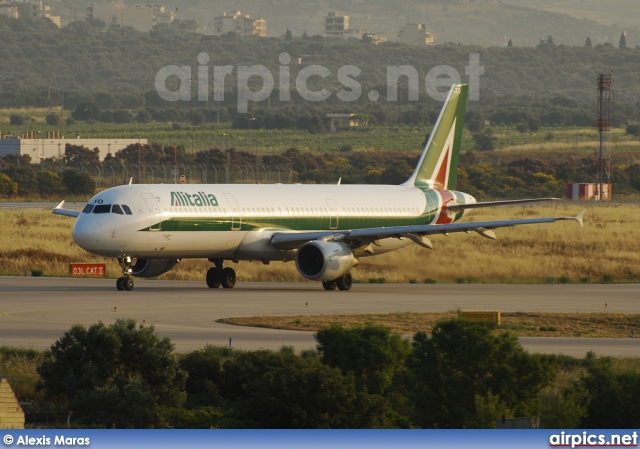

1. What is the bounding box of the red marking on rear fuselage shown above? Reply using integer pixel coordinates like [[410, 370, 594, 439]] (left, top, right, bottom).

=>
[[435, 189, 456, 224]]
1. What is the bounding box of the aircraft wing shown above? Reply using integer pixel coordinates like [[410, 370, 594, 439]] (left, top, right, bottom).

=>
[[270, 211, 584, 251], [52, 201, 81, 218], [446, 198, 557, 212]]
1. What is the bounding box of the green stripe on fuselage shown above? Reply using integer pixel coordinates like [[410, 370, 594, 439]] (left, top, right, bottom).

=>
[[138, 210, 441, 233]]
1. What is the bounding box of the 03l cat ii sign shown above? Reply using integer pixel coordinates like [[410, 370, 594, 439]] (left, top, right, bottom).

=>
[[70, 263, 106, 277]]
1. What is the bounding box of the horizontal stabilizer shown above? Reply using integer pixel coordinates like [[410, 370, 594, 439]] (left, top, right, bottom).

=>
[[447, 198, 557, 212]]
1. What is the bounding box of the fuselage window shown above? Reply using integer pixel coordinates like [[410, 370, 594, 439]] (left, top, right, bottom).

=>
[[112, 204, 124, 215], [122, 205, 133, 215], [93, 204, 111, 214], [82, 204, 94, 214]]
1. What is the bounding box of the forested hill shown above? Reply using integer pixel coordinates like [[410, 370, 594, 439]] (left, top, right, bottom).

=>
[[1, 17, 640, 119], [54, 0, 639, 47]]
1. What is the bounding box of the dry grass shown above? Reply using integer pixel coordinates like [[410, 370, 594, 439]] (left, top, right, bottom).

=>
[[1, 202, 639, 283], [219, 311, 640, 338]]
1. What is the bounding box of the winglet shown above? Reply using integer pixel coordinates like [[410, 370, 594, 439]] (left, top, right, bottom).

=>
[[52, 200, 81, 218], [558, 210, 584, 227], [574, 210, 585, 227]]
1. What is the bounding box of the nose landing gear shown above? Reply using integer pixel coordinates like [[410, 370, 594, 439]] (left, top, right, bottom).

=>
[[116, 256, 134, 291]]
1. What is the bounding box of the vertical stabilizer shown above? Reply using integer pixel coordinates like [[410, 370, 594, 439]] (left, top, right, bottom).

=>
[[403, 84, 468, 189]]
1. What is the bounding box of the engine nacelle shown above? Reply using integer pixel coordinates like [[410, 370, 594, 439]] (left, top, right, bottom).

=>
[[130, 258, 178, 278], [295, 241, 357, 281]]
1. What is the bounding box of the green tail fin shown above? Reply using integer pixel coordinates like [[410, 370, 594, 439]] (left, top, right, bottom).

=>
[[403, 84, 468, 189]]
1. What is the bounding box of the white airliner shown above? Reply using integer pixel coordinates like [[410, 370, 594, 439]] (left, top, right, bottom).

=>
[[54, 84, 583, 291]]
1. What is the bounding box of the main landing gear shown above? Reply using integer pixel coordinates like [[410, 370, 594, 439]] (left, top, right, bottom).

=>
[[322, 273, 352, 291], [116, 256, 134, 291], [206, 259, 236, 289]]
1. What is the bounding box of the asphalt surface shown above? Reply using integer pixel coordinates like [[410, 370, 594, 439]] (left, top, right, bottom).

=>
[[1, 276, 639, 357]]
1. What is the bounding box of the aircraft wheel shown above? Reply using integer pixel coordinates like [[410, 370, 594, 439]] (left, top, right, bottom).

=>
[[206, 267, 222, 288], [337, 273, 352, 291], [124, 278, 134, 291], [322, 281, 337, 291], [116, 277, 125, 291], [220, 267, 236, 289]]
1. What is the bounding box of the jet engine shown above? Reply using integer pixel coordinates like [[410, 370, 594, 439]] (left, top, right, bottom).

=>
[[295, 241, 357, 281], [130, 258, 178, 278]]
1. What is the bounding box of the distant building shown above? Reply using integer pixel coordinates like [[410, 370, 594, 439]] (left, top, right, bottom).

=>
[[172, 18, 199, 33], [9, 0, 60, 26], [325, 11, 349, 36], [326, 113, 368, 133], [85, 2, 191, 33], [0, 3, 19, 18], [398, 23, 435, 46], [322, 11, 382, 42], [213, 10, 266, 37], [0, 132, 146, 162]]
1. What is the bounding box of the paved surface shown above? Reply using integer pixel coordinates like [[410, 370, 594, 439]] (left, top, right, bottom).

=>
[[1, 277, 639, 357]]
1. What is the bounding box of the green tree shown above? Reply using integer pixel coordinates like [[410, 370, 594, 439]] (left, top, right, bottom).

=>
[[0, 173, 18, 197], [113, 109, 133, 124], [619, 32, 627, 49], [36, 170, 66, 196], [585, 37, 592, 47], [64, 144, 100, 165], [214, 347, 385, 428], [285, 28, 293, 41], [473, 128, 496, 151], [9, 114, 24, 126], [45, 112, 60, 126], [315, 323, 411, 395], [625, 123, 640, 137], [37, 319, 186, 428], [578, 357, 640, 428], [61, 169, 96, 195], [135, 109, 151, 123], [72, 101, 100, 122], [407, 319, 554, 428], [1, 165, 37, 195], [507, 38, 513, 47]]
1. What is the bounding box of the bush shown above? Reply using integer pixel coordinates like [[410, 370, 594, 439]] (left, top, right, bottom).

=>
[[0, 173, 18, 197], [9, 114, 24, 126], [37, 319, 186, 428], [61, 169, 96, 195], [45, 112, 60, 126], [626, 123, 640, 137]]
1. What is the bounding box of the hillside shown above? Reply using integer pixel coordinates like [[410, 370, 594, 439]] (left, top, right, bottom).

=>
[[502, 0, 640, 29], [51, 0, 638, 47]]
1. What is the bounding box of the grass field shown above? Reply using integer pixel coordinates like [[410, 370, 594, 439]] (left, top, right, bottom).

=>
[[2, 107, 639, 157], [219, 311, 640, 338], [1, 202, 638, 284]]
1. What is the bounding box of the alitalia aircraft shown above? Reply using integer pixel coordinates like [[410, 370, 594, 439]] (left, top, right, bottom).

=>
[[54, 84, 583, 291]]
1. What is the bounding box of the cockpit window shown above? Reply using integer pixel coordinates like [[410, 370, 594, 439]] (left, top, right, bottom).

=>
[[82, 204, 94, 214], [112, 204, 124, 215], [122, 205, 133, 215], [93, 204, 111, 214]]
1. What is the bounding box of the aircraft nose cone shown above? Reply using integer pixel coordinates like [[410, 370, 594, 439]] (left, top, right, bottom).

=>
[[72, 215, 103, 252]]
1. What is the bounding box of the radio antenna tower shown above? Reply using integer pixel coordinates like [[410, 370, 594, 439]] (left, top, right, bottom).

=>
[[595, 72, 612, 200]]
